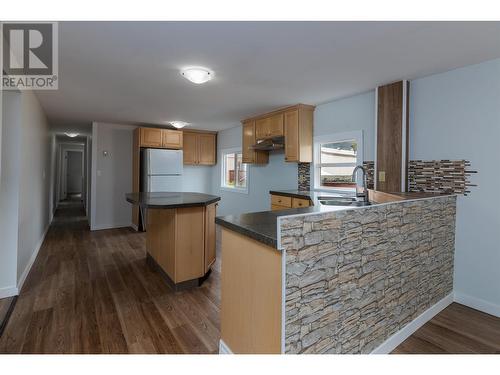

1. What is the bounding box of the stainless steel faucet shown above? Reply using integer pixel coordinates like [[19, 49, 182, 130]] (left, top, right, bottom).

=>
[[352, 165, 369, 203]]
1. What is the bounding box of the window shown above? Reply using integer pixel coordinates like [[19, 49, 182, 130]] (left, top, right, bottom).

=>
[[221, 148, 248, 193], [313, 131, 363, 191]]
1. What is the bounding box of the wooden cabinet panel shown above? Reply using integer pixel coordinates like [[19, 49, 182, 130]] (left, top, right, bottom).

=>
[[284, 109, 299, 162], [255, 118, 270, 140], [175, 207, 205, 283], [198, 133, 216, 165], [183, 131, 217, 165], [140, 128, 163, 148], [270, 194, 292, 208], [271, 204, 288, 211], [132, 128, 140, 229], [204, 203, 217, 273], [242, 121, 268, 164], [292, 198, 310, 208], [183, 132, 198, 165], [162, 129, 183, 149], [268, 113, 284, 137]]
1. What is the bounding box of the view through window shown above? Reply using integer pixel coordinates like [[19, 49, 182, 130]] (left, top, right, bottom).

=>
[[222, 150, 248, 191], [318, 140, 357, 188]]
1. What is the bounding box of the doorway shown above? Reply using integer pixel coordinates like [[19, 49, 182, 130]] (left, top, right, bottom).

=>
[[63, 150, 84, 201]]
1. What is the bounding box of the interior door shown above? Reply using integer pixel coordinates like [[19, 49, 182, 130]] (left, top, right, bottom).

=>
[[66, 151, 83, 195]]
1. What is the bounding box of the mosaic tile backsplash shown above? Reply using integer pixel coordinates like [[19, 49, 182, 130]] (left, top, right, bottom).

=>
[[361, 160, 475, 195], [298, 163, 311, 191]]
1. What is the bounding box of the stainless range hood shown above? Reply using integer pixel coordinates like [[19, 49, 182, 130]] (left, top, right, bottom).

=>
[[251, 136, 284, 151]]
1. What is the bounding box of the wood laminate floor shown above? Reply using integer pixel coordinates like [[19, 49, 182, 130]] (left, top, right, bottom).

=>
[[0, 201, 221, 353], [1, 200, 499, 354]]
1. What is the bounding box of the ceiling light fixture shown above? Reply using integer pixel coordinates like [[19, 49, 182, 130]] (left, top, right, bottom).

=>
[[65, 132, 79, 138], [168, 121, 190, 129], [180, 67, 214, 84]]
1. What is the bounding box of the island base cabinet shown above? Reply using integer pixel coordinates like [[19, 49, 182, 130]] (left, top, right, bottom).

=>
[[220, 228, 282, 354], [146, 204, 217, 288]]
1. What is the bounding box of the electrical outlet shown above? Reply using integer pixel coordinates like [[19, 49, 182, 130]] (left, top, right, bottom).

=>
[[379, 171, 386, 182]]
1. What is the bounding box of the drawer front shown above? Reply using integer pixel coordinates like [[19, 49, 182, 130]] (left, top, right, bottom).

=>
[[271, 204, 288, 211], [292, 198, 310, 208], [270, 194, 292, 207]]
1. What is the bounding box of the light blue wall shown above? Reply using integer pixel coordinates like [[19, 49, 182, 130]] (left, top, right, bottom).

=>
[[212, 125, 298, 216], [314, 90, 376, 161], [410, 58, 500, 313], [183, 165, 213, 193]]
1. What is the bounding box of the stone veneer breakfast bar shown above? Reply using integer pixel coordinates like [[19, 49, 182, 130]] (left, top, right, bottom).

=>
[[216, 192, 457, 354]]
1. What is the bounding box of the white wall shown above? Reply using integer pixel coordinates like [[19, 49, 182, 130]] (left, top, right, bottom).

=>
[[410, 58, 500, 315], [91, 122, 134, 230], [0, 91, 22, 297], [16, 91, 53, 287], [212, 125, 298, 216]]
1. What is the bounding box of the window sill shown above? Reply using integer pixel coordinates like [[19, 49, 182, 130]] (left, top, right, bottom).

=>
[[220, 186, 249, 195]]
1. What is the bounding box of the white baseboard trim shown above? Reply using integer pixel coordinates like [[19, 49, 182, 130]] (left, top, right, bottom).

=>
[[219, 339, 233, 354], [454, 291, 500, 318], [16, 221, 51, 293], [0, 286, 19, 299], [90, 222, 132, 231], [371, 292, 454, 354]]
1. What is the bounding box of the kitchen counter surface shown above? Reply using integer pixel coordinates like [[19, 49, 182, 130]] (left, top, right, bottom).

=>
[[126, 192, 221, 209], [216, 190, 453, 249]]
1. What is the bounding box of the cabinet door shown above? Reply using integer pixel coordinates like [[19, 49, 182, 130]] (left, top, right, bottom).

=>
[[268, 113, 284, 137], [292, 197, 310, 208], [198, 133, 216, 165], [255, 118, 270, 139], [242, 121, 256, 163], [204, 203, 217, 273], [183, 132, 198, 165], [284, 110, 299, 162], [140, 128, 163, 148], [162, 129, 183, 149]]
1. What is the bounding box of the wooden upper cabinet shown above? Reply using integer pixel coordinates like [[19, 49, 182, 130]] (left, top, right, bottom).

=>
[[162, 129, 183, 149], [183, 132, 198, 165], [255, 114, 284, 139], [255, 118, 270, 140], [139, 127, 183, 149], [284, 110, 299, 162], [198, 133, 216, 165], [268, 113, 284, 137], [242, 104, 314, 164], [242, 121, 268, 164], [140, 128, 163, 148], [183, 131, 217, 165]]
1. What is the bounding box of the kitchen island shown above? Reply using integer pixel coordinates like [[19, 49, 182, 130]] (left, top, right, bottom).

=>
[[127, 192, 221, 290], [216, 190, 457, 354]]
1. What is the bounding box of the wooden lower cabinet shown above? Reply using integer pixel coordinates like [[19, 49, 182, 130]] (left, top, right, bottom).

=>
[[220, 228, 282, 353], [270, 194, 311, 210], [146, 203, 217, 285]]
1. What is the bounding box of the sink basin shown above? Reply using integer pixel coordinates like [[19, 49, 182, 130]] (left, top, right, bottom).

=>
[[319, 199, 372, 207]]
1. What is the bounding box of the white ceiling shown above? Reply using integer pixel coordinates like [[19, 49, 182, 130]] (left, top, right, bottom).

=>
[[38, 21, 500, 134]]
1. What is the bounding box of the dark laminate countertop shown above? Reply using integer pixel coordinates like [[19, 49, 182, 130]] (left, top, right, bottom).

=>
[[216, 190, 453, 249], [126, 192, 220, 209]]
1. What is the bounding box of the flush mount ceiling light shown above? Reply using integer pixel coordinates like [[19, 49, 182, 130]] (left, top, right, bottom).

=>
[[168, 121, 190, 129], [65, 132, 79, 138], [180, 67, 214, 84]]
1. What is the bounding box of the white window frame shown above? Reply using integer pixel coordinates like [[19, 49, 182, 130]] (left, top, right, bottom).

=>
[[220, 147, 249, 194], [312, 130, 364, 193]]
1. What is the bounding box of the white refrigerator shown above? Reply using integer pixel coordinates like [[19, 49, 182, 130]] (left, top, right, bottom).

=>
[[141, 148, 183, 192]]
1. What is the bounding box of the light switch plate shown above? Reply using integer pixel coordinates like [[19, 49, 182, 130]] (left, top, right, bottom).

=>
[[379, 171, 386, 182]]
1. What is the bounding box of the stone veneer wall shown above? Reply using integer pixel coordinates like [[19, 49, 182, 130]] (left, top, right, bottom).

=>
[[298, 163, 311, 191], [280, 195, 457, 354]]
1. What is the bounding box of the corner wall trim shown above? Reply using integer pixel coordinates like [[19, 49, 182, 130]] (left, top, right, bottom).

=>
[[0, 286, 19, 299], [371, 292, 453, 354], [218, 339, 233, 354], [16, 220, 51, 293], [454, 291, 500, 318]]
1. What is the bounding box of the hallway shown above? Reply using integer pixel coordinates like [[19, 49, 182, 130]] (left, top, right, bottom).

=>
[[0, 201, 221, 353]]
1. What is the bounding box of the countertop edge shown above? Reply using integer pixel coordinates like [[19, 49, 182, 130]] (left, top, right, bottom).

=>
[[126, 196, 221, 209], [215, 217, 278, 249], [269, 190, 314, 200]]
